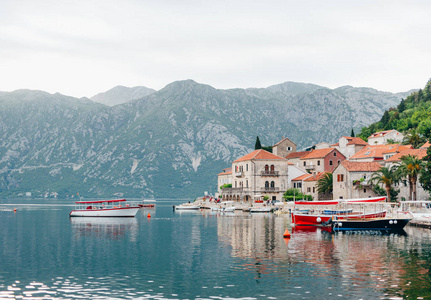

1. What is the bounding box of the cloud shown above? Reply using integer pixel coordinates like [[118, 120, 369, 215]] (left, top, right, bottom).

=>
[[1, 0, 431, 97]]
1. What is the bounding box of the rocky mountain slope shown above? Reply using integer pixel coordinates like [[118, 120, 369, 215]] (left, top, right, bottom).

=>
[[91, 85, 155, 106], [0, 81, 412, 199]]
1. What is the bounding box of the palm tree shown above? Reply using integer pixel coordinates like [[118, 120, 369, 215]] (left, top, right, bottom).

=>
[[370, 166, 399, 202], [398, 154, 424, 200], [317, 173, 333, 199], [403, 128, 425, 149]]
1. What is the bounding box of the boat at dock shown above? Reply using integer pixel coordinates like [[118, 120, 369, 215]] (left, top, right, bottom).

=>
[[332, 218, 410, 232], [174, 203, 201, 210], [69, 199, 140, 217], [292, 196, 387, 226], [250, 207, 273, 213]]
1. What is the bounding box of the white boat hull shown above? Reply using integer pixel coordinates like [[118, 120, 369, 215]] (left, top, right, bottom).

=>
[[70, 207, 139, 217], [175, 205, 200, 210]]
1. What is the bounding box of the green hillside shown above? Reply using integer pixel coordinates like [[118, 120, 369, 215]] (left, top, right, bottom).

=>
[[359, 79, 431, 147]]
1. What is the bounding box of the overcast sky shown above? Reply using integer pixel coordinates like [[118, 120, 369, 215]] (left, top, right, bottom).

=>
[[1, 0, 431, 98]]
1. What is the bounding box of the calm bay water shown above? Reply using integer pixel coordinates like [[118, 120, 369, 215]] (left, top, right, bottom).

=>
[[1, 199, 431, 299]]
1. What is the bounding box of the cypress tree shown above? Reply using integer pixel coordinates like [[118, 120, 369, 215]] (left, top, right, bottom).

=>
[[255, 136, 262, 150], [351, 128, 355, 137]]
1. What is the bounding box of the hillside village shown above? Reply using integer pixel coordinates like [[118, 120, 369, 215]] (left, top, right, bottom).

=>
[[217, 130, 431, 203]]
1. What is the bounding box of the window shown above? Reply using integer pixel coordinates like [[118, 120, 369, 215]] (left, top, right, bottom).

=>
[[265, 181, 269, 188], [265, 165, 269, 172], [333, 152, 337, 156], [246, 180, 248, 187], [313, 187, 315, 193], [270, 165, 275, 172], [293, 182, 296, 188], [307, 187, 311, 193], [364, 189, 367, 193], [338, 160, 341, 165], [235, 181, 237, 188], [270, 181, 275, 188], [337, 174, 344, 182], [303, 161, 306, 166], [246, 164, 248, 171], [287, 146, 292, 151], [298, 182, 302, 188], [329, 160, 333, 166], [317, 160, 320, 166]]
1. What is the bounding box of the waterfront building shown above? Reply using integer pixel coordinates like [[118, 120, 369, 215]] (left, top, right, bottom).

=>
[[349, 144, 411, 164], [332, 161, 381, 199], [368, 130, 404, 145], [332, 136, 368, 159], [385, 146, 430, 200], [220, 149, 288, 202], [302, 171, 331, 200], [300, 148, 346, 173], [217, 167, 232, 195], [272, 137, 296, 157], [285, 151, 310, 168]]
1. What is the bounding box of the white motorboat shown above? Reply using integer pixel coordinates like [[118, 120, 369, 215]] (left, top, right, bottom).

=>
[[175, 203, 201, 210], [69, 199, 139, 217], [250, 207, 273, 213]]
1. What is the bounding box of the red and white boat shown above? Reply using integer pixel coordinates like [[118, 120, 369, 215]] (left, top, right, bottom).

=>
[[291, 196, 387, 226], [69, 199, 140, 217]]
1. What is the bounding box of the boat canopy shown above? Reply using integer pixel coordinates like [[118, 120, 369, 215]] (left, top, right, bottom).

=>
[[75, 199, 127, 204]]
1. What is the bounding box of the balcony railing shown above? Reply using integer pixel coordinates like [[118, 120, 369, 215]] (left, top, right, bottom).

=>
[[260, 187, 280, 193], [304, 165, 315, 170], [221, 187, 250, 195], [260, 171, 279, 176], [235, 172, 243, 177]]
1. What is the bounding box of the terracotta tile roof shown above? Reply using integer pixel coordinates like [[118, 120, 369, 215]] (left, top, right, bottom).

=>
[[340, 161, 382, 172], [385, 148, 428, 162], [303, 172, 329, 182], [331, 143, 340, 146], [292, 174, 313, 181], [233, 149, 286, 163], [421, 141, 431, 149], [273, 137, 296, 147], [301, 148, 343, 159], [217, 170, 232, 176], [285, 151, 310, 159], [368, 130, 395, 139], [346, 137, 368, 146], [382, 144, 412, 154], [350, 144, 410, 160]]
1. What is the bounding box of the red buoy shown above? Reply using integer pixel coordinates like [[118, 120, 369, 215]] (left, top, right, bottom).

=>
[[283, 228, 291, 238], [147, 213, 151, 218]]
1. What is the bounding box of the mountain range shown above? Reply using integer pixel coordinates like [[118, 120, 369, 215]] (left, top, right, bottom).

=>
[[0, 80, 414, 199]]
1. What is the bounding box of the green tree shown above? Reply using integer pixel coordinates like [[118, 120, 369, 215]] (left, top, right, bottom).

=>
[[351, 128, 355, 137], [403, 128, 425, 148], [419, 146, 431, 193], [370, 166, 399, 202], [255, 136, 262, 150], [283, 188, 312, 201], [398, 154, 425, 200], [317, 173, 333, 199]]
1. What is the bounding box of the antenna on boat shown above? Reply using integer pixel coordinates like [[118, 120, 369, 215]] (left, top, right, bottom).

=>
[[77, 192, 82, 201]]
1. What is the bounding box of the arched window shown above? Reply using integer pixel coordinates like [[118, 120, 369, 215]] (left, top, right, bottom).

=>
[[270, 165, 275, 172], [265, 165, 269, 172], [270, 181, 275, 188], [265, 181, 269, 188]]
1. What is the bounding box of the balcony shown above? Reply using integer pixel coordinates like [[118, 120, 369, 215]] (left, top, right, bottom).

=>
[[235, 172, 243, 177], [260, 187, 280, 193], [304, 164, 315, 170], [260, 171, 279, 176], [222, 187, 250, 195]]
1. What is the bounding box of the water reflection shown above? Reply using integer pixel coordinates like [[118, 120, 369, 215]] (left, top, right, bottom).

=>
[[214, 212, 431, 299], [71, 217, 139, 241]]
